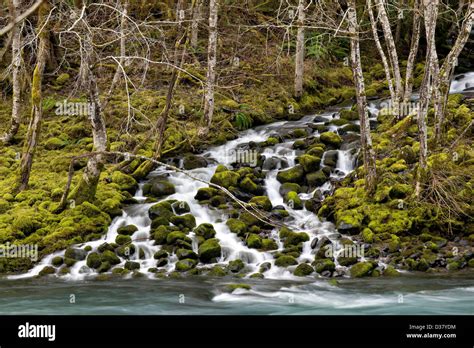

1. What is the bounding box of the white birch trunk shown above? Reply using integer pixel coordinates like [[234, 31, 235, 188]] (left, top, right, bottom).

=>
[[203, 0, 218, 129], [294, 0, 305, 99], [403, 0, 421, 104]]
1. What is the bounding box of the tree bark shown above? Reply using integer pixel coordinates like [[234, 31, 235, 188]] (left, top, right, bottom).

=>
[[376, 0, 403, 114], [403, 0, 421, 104], [190, 0, 201, 49], [203, 0, 218, 130], [367, 0, 395, 105], [348, 0, 377, 193], [294, 0, 305, 99], [2, 0, 22, 144], [434, 1, 474, 144], [415, 0, 439, 197], [17, 0, 50, 191]]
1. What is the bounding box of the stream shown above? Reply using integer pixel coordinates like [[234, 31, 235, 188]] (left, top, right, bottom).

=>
[[1, 73, 473, 315]]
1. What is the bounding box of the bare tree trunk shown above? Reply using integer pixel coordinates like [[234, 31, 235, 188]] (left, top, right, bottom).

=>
[[203, 0, 218, 131], [348, 0, 377, 193], [376, 0, 403, 115], [434, 1, 474, 144], [294, 0, 305, 99], [403, 0, 421, 104], [107, 0, 128, 100], [415, 0, 439, 197], [190, 0, 201, 49], [394, 0, 405, 44], [367, 0, 395, 104], [2, 0, 22, 144], [17, 0, 50, 191]]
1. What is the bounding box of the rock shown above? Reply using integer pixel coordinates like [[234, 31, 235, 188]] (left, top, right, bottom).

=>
[[182, 154, 208, 170], [228, 259, 245, 273], [115, 234, 131, 246], [143, 178, 176, 198], [314, 116, 328, 122], [275, 255, 298, 267], [261, 238, 278, 251], [45, 137, 66, 150], [38, 266, 56, 276], [223, 283, 251, 293], [166, 231, 189, 245], [249, 196, 273, 211], [294, 263, 314, 276], [339, 109, 359, 121], [148, 201, 174, 221], [210, 170, 240, 188], [297, 154, 321, 173], [111, 171, 138, 194], [170, 214, 196, 229], [171, 201, 190, 214], [259, 262, 272, 273], [263, 157, 283, 170], [156, 258, 168, 267], [51, 256, 63, 267], [276, 165, 305, 184], [279, 183, 301, 196], [226, 218, 247, 235], [284, 191, 303, 209], [310, 238, 318, 249], [175, 259, 197, 272], [124, 261, 140, 271], [350, 262, 375, 278], [361, 228, 374, 243], [117, 224, 138, 236], [383, 265, 400, 277], [64, 247, 87, 261], [153, 250, 169, 260], [337, 255, 358, 266], [306, 171, 328, 188], [313, 259, 335, 274], [198, 238, 221, 263], [97, 261, 111, 273], [320, 132, 343, 148], [194, 223, 216, 239], [195, 187, 219, 200], [86, 252, 101, 269], [250, 272, 264, 279], [247, 234, 263, 249], [151, 217, 169, 229], [389, 184, 412, 199], [208, 265, 227, 277], [323, 150, 339, 167], [176, 248, 198, 260], [116, 244, 136, 258], [101, 250, 120, 265]]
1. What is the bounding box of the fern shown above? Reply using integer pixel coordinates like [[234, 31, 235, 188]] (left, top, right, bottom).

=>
[[235, 112, 253, 130]]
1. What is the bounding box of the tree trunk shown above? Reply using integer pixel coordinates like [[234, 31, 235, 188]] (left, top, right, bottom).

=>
[[434, 1, 474, 144], [294, 0, 305, 99], [2, 0, 22, 144], [415, 0, 439, 197], [367, 0, 395, 105], [17, 0, 50, 191], [376, 0, 403, 114], [348, 0, 377, 193], [403, 0, 421, 104], [190, 0, 201, 49], [203, 0, 218, 130]]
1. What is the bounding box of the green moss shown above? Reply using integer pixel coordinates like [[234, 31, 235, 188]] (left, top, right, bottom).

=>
[[319, 132, 343, 148], [194, 223, 216, 239], [175, 258, 198, 272], [228, 259, 245, 273], [247, 233, 262, 249], [208, 265, 227, 276], [249, 196, 272, 211], [210, 170, 240, 188], [226, 218, 247, 235], [117, 225, 138, 236], [170, 214, 196, 229], [306, 171, 327, 187], [276, 165, 305, 184], [86, 252, 101, 269], [275, 255, 297, 267], [297, 154, 321, 173], [115, 234, 131, 245], [312, 259, 335, 274], [284, 191, 303, 210], [350, 262, 375, 278], [143, 179, 176, 198], [294, 263, 314, 276], [44, 137, 66, 150], [224, 283, 251, 292], [198, 238, 221, 263], [111, 171, 138, 194], [261, 238, 278, 250]]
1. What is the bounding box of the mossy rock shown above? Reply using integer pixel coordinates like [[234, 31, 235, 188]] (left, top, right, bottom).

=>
[[383, 265, 400, 277], [239, 177, 261, 194], [64, 247, 87, 261], [117, 224, 138, 236], [175, 258, 198, 272], [276, 165, 305, 184], [166, 231, 189, 245], [124, 261, 140, 271], [312, 258, 335, 274], [284, 191, 303, 209], [228, 259, 245, 273], [51, 256, 64, 267], [339, 109, 358, 121], [176, 248, 198, 260], [350, 262, 375, 278], [182, 154, 208, 170], [143, 179, 176, 198], [170, 214, 196, 229], [45, 137, 67, 150], [275, 255, 298, 267], [208, 265, 227, 277], [223, 283, 251, 293], [198, 238, 221, 263], [249, 272, 264, 279], [247, 233, 263, 249], [389, 184, 412, 199], [38, 266, 56, 277], [294, 263, 314, 276], [361, 228, 374, 243], [261, 238, 278, 251], [279, 182, 301, 196], [249, 196, 273, 212], [111, 172, 138, 194], [307, 146, 325, 158], [283, 231, 309, 247], [171, 201, 190, 214], [319, 132, 343, 148], [297, 154, 321, 173], [306, 171, 328, 188], [151, 217, 169, 229], [195, 187, 219, 200], [86, 252, 101, 269], [210, 170, 240, 188], [148, 201, 174, 221], [226, 218, 247, 235], [194, 223, 216, 240], [115, 234, 131, 246]]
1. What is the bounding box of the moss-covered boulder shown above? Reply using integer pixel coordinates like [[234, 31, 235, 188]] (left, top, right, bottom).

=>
[[297, 154, 321, 173], [166, 231, 189, 245], [239, 177, 261, 194], [198, 238, 221, 263], [170, 214, 196, 229], [228, 259, 245, 273], [284, 191, 303, 209], [117, 224, 138, 236], [111, 171, 138, 194], [226, 218, 247, 235], [176, 248, 198, 260], [86, 252, 101, 269], [249, 196, 273, 212], [64, 247, 87, 261], [51, 256, 64, 267], [306, 171, 328, 187], [261, 238, 278, 250], [175, 258, 197, 272], [45, 137, 66, 150], [38, 266, 56, 276], [210, 170, 239, 188], [276, 165, 305, 184], [124, 261, 140, 271], [194, 187, 219, 201], [319, 132, 343, 148], [275, 255, 298, 267], [350, 261, 375, 278], [283, 231, 309, 247], [194, 223, 216, 239], [171, 201, 190, 214], [294, 263, 314, 276], [247, 233, 263, 249], [313, 258, 336, 274], [101, 250, 120, 265], [279, 183, 301, 196], [182, 154, 208, 170], [148, 201, 174, 221], [143, 179, 176, 198], [115, 234, 131, 245]]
